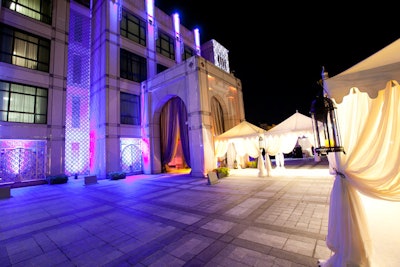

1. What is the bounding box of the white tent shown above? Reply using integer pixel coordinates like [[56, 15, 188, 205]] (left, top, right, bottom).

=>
[[319, 38, 400, 267], [324, 37, 400, 103], [216, 120, 266, 140], [264, 111, 315, 156], [214, 121, 269, 176]]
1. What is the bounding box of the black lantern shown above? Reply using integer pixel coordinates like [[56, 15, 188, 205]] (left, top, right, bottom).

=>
[[310, 93, 345, 156]]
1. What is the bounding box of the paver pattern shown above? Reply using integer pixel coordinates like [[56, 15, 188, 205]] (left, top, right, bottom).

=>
[[0, 159, 334, 266]]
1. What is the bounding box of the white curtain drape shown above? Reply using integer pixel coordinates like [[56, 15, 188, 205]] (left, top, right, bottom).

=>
[[264, 133, 299, 155], [321, 80, 400, 266], [214, 136, 269, 175], [214, 136, 260, 159]]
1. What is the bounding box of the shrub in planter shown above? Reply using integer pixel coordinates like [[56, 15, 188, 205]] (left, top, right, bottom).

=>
[[107, 172, 126, 180], [212, 167, 230, 178], [246, 161, 258, 168], [46, 174, 69, 185]]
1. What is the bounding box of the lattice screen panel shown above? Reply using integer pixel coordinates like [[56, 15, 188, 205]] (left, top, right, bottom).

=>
[[120, 138, 142, 174], [65, 10, 91, 175], [0, 140, 46, 183]]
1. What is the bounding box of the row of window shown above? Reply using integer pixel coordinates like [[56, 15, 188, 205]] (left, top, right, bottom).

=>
[[1, 6, 195, 77], [2, 0, 52, 24], [0, 23, 50, 72], [0, 79, 141, 126], [3, 1, 195, 61], [1, 2, 195, 126], [0, 80, 47, 123], [121, 8, 195, 61]]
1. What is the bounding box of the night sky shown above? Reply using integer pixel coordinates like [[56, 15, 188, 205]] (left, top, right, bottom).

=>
[[155, 1, 399, 125]]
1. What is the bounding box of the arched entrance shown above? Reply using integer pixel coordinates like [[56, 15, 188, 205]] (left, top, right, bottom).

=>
[[159, 97, 191, 174], [211, 96, 226, 168]]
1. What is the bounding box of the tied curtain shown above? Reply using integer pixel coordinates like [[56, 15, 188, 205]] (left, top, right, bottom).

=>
[[214, 137, 260, 160], [160, 97, 190, 169], [321, 81, 400, 266], [215, 136, 269, 176]]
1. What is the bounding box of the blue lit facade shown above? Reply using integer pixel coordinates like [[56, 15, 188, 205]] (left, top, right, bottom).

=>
[[0, 0, 244, 186]]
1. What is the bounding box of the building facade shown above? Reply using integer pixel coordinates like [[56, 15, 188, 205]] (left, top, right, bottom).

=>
[[0, 0, 244, 186]]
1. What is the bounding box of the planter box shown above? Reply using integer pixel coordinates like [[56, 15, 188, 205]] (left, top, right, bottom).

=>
[[213, 167, 229, 179], [108, 172, 126, 180], [0, 186, 11, 199], [46, 175, 68, 185], [84, 175, 97, 185], [207, 171, 219, 185], [217, 172, 228, 179]]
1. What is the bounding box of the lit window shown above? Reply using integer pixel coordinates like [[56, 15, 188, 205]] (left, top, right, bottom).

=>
[[0, 80, 47, 124]]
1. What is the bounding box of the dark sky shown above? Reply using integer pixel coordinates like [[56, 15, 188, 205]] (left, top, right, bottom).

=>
[[155, 1, 399, 125]]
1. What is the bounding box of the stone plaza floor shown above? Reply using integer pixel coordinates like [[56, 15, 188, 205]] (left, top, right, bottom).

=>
[[0, 158, 334, 266]]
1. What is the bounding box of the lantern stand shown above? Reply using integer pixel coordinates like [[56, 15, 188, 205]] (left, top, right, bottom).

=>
[[310, 88, 345, 156]]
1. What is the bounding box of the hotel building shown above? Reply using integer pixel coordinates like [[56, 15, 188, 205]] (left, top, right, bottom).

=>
[[0, 0, 244, 186]]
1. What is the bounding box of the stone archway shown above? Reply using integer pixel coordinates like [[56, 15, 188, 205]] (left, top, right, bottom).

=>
[[143, 56, 244, 177]]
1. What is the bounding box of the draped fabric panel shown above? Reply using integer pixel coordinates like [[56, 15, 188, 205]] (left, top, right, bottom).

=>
[[214, 140, 229, 158], [211, 97, 225, 136], [264, 134, 298, 155], [214, 136, 268, 175], [321, 80, 400, 266], [264, 111, 314, 157], [264, 135, 281, 156], [215, 137, 260, 158], [160, 97, 191, 169], [177, 99, 191, 167], [211, 98, 225, 165], [160, 99, 179, 167]]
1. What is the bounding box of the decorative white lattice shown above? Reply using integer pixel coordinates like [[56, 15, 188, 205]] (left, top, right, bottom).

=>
[[212, 40, 230, 73], [0, 140, 46, 183], [120, 138, 142, 174], [65, 10, 91, 176]]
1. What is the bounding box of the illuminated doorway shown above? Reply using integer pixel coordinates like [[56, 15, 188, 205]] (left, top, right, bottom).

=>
[[160, 97, 191, 174]]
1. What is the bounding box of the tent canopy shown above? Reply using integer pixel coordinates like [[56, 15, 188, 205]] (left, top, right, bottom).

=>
[[214, 121, 267, 172], [319, 38, 400, 266], [265, 111, 313, 137], [324, 38, 400, 103], [216, 120, 266, 140], [264, 111, 314, 155], [214, 120, 266, 164]]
